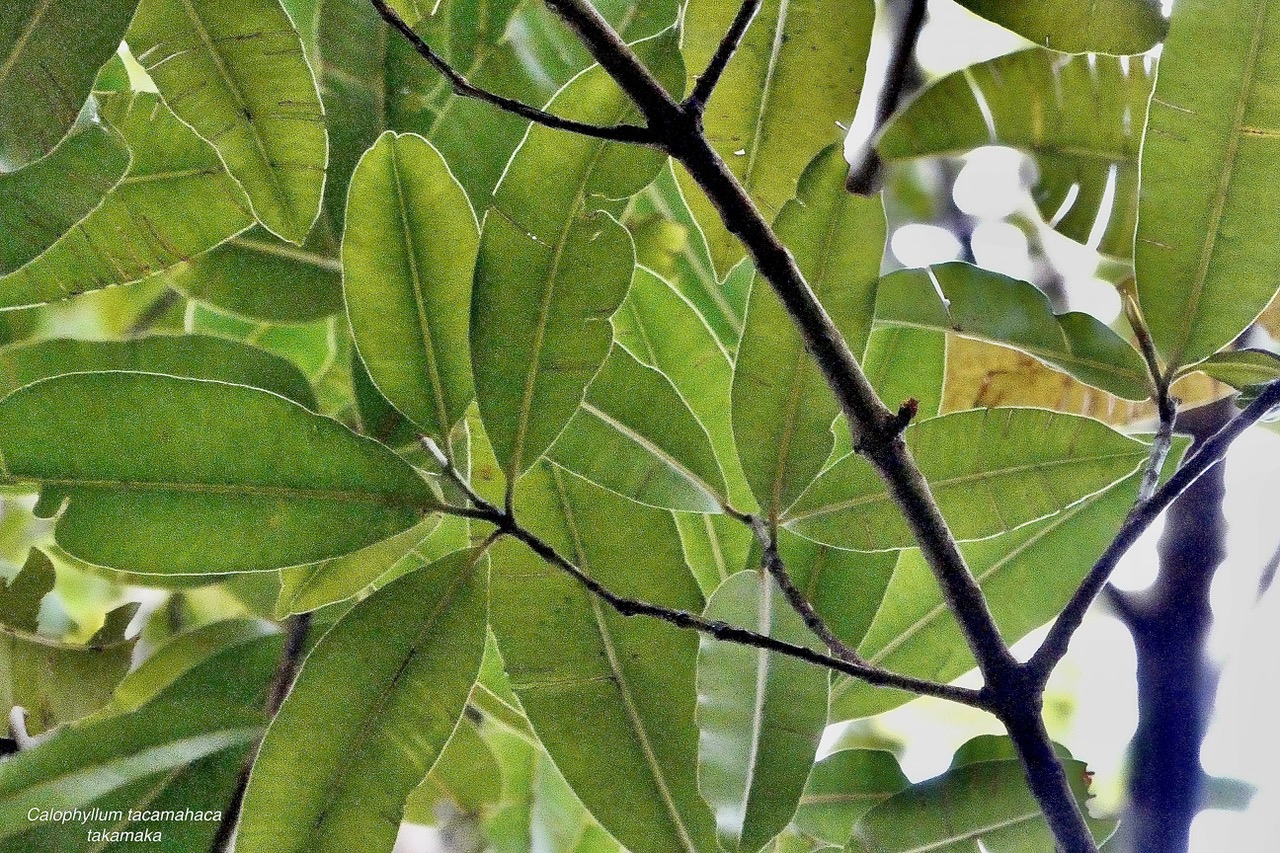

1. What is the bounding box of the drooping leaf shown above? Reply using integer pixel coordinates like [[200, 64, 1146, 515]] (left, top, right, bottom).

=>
[[697, 570, 829, 853], [612, 267, 752, 507], [1189, 349, 1280, 392], [792, 749, 908, 846], [776, 529, 896, 650], [848, 753, 1114, 851], [954, 0, 1165, 55], [344, 131, 478, 442], [0, 334, 317, 408], [128, 0, 327, 244], [0, 122, 129, 274], [733, 147, 886, 519], [786, 408, 1147, 551], [0, 645, 278, 841], [679, 0, 875, 275], [874, 263, 1150, 400], [236, 547, 488, 853], [877, 49, 1154, 257], [490, 462, 717, 853], [274, 515, 440, 616], [0, 0, 139, 168], [164, 224, 343, 322], [551, 344, 728, 512], [0, 372, 436, 575], [0, 551, 137, 735], [1135, 0, 1280, 368], [0, 92, 254, 309], [472, 33, 683, 483]]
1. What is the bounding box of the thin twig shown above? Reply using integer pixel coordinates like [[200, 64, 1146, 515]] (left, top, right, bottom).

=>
[[213, 613, 312, 851], [746, 516, 864, 663], [847, 0, 928, 194], [1125, 285, 1178, 502], [685, 0, 761, 113], [368, 0, 658, 146], [1029, 379, 1280, 683]]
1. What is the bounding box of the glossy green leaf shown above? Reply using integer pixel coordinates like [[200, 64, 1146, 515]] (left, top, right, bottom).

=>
[[344, 131, 478, 441], [679, 0, 874, 274], [0, 0, 139, 168], [1136, 0, 1280, 367], [697, 570, 829, 853], [473, 32, 683, 483], [274, 515, 440, 616], [878, 49, 1154, 257], [848, 755, 1114, 851], [0, 92, 254, 309], [955, 0, 1165, 55], [551, 345, 727, 512], [0, 551, 137, 735], [785, 408, 1149, 551], [0, 372, 435, 575], [733, 148, 885, 518], [491, 462, 717, 853], [862, 327, 945, 420], [793, 749, 908, 846], [0, 631, 280, 843], [164, 224, 343, 322], [613, 267, 751, 506], [828, 459, 1173, 720], [0, 122, 129, 274], [236, 547, 488, 853], [128, 0, 327, 244], [0, 334, 317, 407], [875, 263, 1150, 400], [1189, 349, 1280, 391], [776, 529, 896, 650]]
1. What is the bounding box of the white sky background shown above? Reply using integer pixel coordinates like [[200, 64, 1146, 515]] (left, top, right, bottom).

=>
[[403, 0, 1280, 849]]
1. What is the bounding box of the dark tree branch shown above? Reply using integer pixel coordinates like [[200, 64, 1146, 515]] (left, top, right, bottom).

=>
[[746, 516, 864, 663], [846, 0, 927, 194], [214, 613, 312, 852], [685, 0, 761, 113], [368, 0, 659, 146], [1029, 379, 1280, 683]]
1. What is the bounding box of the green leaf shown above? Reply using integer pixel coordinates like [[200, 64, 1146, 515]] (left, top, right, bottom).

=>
[[236, 547, 488, 853], [0, 630, 281, 845], [164, 224, 343, 322], [848, 756, 1114, 851], [1136, 0, 1280, 368], [954, 0, 1165, 55], [0, 92, 254, 309], [697, 570, 829, 853], [274, 515, 440, 616], [0, 551, 138, 735], [875, 263, 1150, 400], [491, 462, 717, 853], [877, 49, 1154, 258], [0, 0, 139, 168], [0, 122, 129, 274], [472, 32, 683, 483], [733, 148, 885, 518], [785, 408, 1149, 551], [0, 334, 317, 408], [404, 718, 503, 823], [613, 267, 751, 506], [792, 749, 908, 846], [862, 327, 945, 420], [551, 345, 728, 512], [128, 0, 327, 244], [1189, 349, 1280, 391], [679, 0, 874, 275], [830, 464, 1158, 721], [776, 529, 896, 650], [0, 372, 435, 575], [675, 511, 754, 595], [344, 131, 478, 441]]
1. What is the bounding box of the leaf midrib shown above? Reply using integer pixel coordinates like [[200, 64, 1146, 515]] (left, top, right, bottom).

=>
[[0, 0, 54, 87], [0, 473, 430, 508]]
